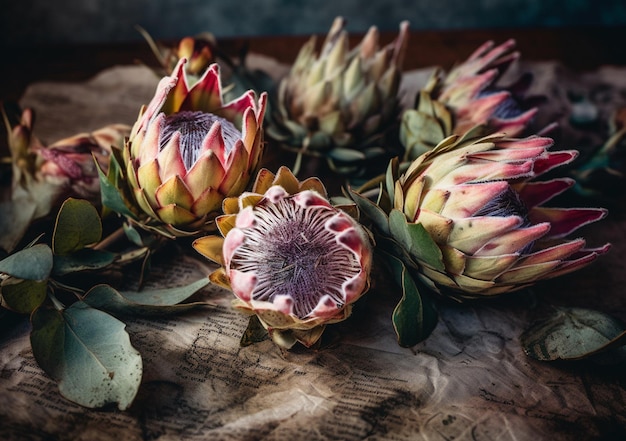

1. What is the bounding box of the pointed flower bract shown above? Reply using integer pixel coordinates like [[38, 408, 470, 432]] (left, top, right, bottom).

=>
[[194, 167, 373, 348], [111, 59, 267, 237], [360, 132, 609, 300]]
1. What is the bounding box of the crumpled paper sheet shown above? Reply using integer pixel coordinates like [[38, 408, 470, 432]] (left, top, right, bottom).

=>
[[1, 55, 625, 441]]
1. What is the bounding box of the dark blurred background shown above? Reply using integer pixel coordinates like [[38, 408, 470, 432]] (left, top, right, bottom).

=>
[[2, 0, 626, 46]]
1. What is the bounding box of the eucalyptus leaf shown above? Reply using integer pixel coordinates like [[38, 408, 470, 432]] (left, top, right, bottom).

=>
[[348, 188, 390, 235], [30, 302, 142, 410], [123, 223, 144, 247], [83, 278, 211, 316], [0, 243, 53, 280], [52, 249, 117, 277], [53, 198, 102, 255], [384, 252, 438, 347], [1, 278, 48, 314], [0, 197, 37, 253], [521, 307, 626, 361]]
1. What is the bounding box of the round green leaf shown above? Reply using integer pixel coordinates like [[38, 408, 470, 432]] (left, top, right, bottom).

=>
[[521, 307, 626, 361], [1, 278, 48, 314], [30, 301, 143, 410], [0, 243, 53, 280], [52, 249, 117, 277], [53, 198, 102, 255]]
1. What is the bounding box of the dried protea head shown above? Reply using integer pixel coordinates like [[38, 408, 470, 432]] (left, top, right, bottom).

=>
[[194, 168, 373, 348], [3, 107, 129, 219]]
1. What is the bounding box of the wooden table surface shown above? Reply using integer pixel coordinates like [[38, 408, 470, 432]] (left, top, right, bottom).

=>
[[3, 26, 626, 102]]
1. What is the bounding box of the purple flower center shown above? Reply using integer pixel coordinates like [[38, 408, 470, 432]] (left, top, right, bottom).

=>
[[473, 186, 534, 252], [159, 110, 242, 170], [473, 186, 530, 225], [230, 197, 362, 319]]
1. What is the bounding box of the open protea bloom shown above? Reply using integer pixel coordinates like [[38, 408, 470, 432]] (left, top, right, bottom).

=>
[[355, 131, 609, 300], [4, 107, 129, 218], [193, 167, 373, 348], [267, 17, 409, 177], [106, 58, 267, 237], [401, 40, 546, 161]]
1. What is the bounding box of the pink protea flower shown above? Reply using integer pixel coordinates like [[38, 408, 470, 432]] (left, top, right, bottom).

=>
[[437, 39, 540, 136], [402, 40, 546, 161], [109, 59, 267, 237], [356, 132, 609, 300], [193, 167, 373, 348]]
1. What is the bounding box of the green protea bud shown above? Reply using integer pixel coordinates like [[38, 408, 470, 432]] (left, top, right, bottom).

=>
[[267, 17, 409, 178]]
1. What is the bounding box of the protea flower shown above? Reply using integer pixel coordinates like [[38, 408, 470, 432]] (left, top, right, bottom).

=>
[[354, 131, 609, 300], [267, 17, 409, 177], [193, 167, 373, 348], [401, 39, 546, 161], [105, 58, 267, 237], [4, 107, 129, 218]]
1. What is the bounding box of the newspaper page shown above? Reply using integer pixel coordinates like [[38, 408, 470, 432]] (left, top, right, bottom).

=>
[[1, 56, 625, 441]]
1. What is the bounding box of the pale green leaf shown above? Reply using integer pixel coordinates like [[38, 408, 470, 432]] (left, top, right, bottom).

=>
[[53, 198, 102, 255], [0, 244, 53, 280], [348, 188, 390, 235], [83, 278, 211, 316], [521, 307, 626, 361], [30, 302, 142, 410], [328, 147, 366, 162]]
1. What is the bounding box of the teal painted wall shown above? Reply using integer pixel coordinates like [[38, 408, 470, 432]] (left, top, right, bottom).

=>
[[2, 0, 625, 46]]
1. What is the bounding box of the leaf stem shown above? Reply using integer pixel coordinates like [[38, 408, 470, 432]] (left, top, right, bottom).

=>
[[93, 226, 126, 251]]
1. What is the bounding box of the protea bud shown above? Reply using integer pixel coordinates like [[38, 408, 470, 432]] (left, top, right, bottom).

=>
[[193, 167, 373, 348], [137, 26, 216, 79], [105, 59, 267, 237], [4, 107, 129, 219], [267, 17, 409, 177], [354, 131, 609, 300], [401, 40, 545, 161]]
